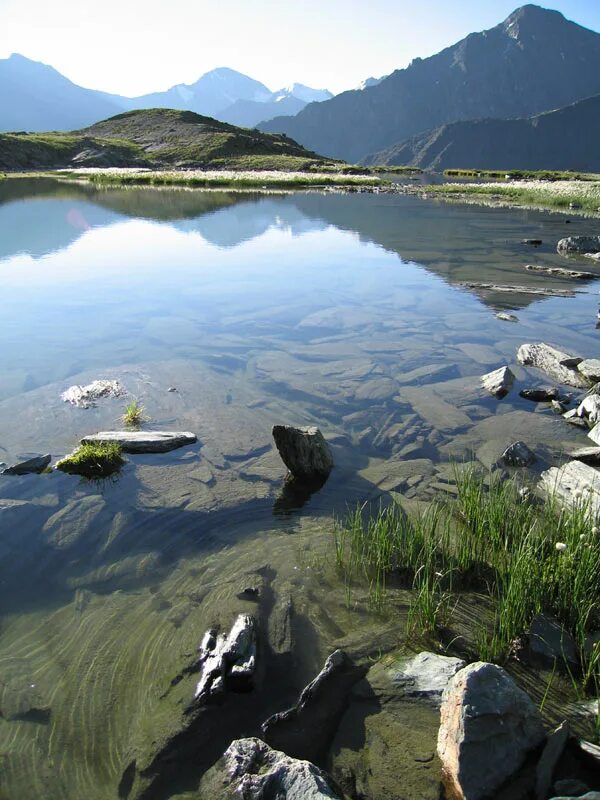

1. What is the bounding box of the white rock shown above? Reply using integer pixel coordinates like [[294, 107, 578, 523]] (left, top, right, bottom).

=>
[[480, 366, 515, 398], [539, 461, 600, 515], [61, 379, 124, 408], [215, 738, 341, 799], [577, 395, 600, 424], [517, 343, 588, 388], [578, 359, 600, 383]]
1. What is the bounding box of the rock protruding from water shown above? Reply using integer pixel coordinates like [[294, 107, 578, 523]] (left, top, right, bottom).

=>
[[194, 614, 256, 702], [525, 264, 596, 279], [262, 649, 366, 764], [480, 366, 515, 398], [272, 425, 333, 483], [577, 395, 600, 426], [61, 379, 125, 408], [200, 738, 341, 799], [1, 454, 51, 475], [557, 235, 600, 255], [578, 359, 600, 383], [520, 387, 561, 402], [437, 662, 546, 800], [81, 430, 197, 453], [539, 461, 600, 515], [517, 343, 589, 388], [501, 441, 536, 467], [388, 652, 466, 706], [496, 312, 518, 322], [567, 446, 600, 465]]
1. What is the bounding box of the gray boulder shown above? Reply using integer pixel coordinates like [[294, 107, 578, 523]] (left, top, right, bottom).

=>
[[199, 737, 341, 799], [535, 722, 570, 800], [517, 343, 588, 389], [437, 662, 546, 800], [272, 425, 333, 483], [480, 366, 515, 398], [557, 235, 600, 255], [520, 387, 561, 402], [81, 430, 197, 453], [501, 441, 536, 468], [578, 359, 600, 383], [388, 651, 465, 706], [539, 461, 600, 515], [2, 454, 51, 475]]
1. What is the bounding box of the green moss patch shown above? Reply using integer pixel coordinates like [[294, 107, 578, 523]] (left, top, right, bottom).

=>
[[55, 441, 125, 479]]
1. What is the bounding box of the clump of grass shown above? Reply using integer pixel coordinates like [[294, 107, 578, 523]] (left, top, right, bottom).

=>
[[55, 442, 124, 479], [121, 401, 147, 427], [334, 467, 600, 699], [444, 168, 600, 181]]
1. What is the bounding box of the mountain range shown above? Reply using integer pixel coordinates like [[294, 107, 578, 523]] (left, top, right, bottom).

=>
[[365, 93, 600, 172], [259, 5, 600, 164], [0, 56, 332, 132]]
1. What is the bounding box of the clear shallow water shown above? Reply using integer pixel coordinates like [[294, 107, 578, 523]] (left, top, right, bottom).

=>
[[0, 179, 599, 799]]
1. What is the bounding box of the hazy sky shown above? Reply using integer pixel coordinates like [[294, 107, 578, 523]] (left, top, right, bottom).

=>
[[1, 0, 599, 96]]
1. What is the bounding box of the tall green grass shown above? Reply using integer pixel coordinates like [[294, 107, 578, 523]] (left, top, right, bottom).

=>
[[334, 467, 600, 699]]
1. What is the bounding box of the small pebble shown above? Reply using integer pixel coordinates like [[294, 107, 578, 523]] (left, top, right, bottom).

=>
[[167, 387, 177, 393]]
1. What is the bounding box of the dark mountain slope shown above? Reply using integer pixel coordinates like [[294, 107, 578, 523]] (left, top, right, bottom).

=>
[[364, 93, 600, 171], [260, 5, 600, 162]]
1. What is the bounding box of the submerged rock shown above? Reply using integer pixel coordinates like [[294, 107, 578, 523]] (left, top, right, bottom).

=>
[[520, 387, 560, 402], [480, 366, 515, 398], [437, 662, 546, 800], [81, 430, 197, 453], [262, 650, 366, 764], [388, 652, 466, 706], [61, 379, 124, 408], [2, 454, 51, 475], [528, 615, 577, 666], [501, 441, 536, 468], [272, 425, 333, 483], [517, 343, 588, 389], [199, 737, 341, 799], [557, 235, 600, 255]]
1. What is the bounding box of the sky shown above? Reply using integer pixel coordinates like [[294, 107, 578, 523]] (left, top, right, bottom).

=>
[[1, 0, 600, 96]]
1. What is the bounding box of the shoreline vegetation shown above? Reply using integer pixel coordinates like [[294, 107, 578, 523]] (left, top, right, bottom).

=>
[[334, 467, 600, 727], [413, 173, 600, 215]]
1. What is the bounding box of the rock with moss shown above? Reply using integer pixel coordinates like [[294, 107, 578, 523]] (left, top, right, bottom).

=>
[[55, 442, 125, 479]]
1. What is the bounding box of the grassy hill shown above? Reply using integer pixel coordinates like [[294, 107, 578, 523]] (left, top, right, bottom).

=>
[[0, 108, 330, 171]]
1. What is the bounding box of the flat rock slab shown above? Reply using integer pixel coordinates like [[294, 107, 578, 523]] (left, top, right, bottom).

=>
[[388, 652, 466, 706], [461, 282, 576, 298], [525, 264, 596, 279], [81, 431, 197, 453], [517, 343, 589, 388], [481, 366, 515, 398], [539, 461, 600, 515], [2, 454, 51, 475], [567, 447, 600, 465], [557, 235, 600, 254]]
